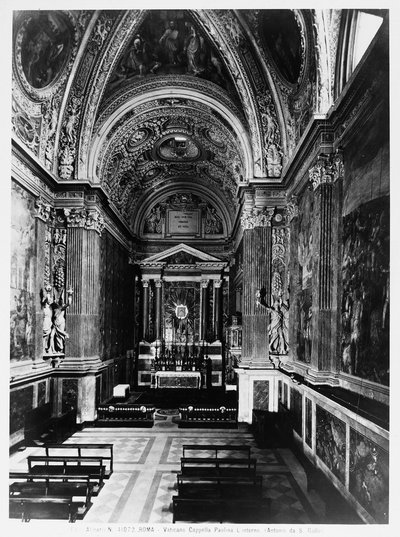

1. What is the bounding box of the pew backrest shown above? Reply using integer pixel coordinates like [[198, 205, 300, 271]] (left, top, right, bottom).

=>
[[43, 443, 113, 476], [182, 444, 251, 459]]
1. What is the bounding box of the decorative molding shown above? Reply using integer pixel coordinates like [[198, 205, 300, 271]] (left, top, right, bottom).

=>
[[214, 280, 223, 288], [201, 279, 210, 289], [309, 150, 344, 190], [240, 207, 275, 230]]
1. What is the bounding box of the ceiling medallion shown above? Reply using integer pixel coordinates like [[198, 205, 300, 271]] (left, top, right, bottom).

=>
[[175, 304, 188, 320], [156, 134, 201, 161]]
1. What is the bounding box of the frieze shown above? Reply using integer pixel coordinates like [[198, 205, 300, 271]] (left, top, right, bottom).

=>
[[309, 151, 344, 190], [240, 207, 275, 229]]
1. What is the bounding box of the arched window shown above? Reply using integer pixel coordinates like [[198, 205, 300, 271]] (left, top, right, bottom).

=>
[[335, 10, 384, 99]]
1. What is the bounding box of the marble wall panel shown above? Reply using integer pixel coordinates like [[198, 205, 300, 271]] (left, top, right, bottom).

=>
[[10, 385, 34, 434], [61, 378, 78, 414], [305, 397, 312, 447], [278, 380, 282, 404], [10, 182, 36, 362], [37, 380, 47, 406], [253, 380, 269, 410], [290, 387, 302, 437], [316, 405, 346, 484], [341, 196, 389, 385], [283, 383, 288, 408], [349, 428, 389, 523]]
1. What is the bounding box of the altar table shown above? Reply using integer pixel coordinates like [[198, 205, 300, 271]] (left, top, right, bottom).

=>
[[155, 371, 201, 389]]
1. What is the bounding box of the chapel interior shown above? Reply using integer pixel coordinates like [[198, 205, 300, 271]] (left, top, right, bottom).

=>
[[9, 8, 390, 526]]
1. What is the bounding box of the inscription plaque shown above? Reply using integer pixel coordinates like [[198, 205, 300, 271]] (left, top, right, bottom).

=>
[[167, 210, 200, 236]]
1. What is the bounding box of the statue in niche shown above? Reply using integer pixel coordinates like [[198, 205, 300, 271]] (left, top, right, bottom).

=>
[[144, 206, 163, 234], [256, 289, 289, 355], [159, 21, 180, 65], [184, 22, 205, 75], [42, 285, 73, 355], [205, 206, 223, 234]]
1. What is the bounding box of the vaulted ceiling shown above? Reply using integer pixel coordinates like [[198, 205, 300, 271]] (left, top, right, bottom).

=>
[[12, 9, 342, 240]]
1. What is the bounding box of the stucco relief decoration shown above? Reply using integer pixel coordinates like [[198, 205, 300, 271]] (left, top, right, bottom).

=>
[[143, 205, 164, 234], [257, 92, 283, 177], [58, 95, 82, 179], [12, 97, 41, 155], [240, 207, 274, 230], [312, 11, 332, 114], [284, 196, 299, 224], [63, 208, 105, 235], [42, 94, 62, 169], [309, 150, 344, 190], [205, 204, 223, 234], [272, 227, 287, 299]]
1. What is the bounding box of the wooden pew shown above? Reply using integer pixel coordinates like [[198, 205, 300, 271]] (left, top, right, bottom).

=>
[[43, 443, 113, 478], [9, 495, 88, 523], [180, 457, 257, 478], [182, 444, 251, 459], [172, 495, 267, 524], [27, 456, 105, 486], [177, 473, 263, 498], [9, 472, 100, 497]]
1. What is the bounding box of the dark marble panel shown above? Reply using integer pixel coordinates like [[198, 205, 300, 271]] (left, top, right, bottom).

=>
[[316, 405, 346, 484], [278, 380, 282, 404], [283, 383, 288, 408], [10, 385, 34, 434], [341, 196, 389, 385], [253, 380, 269, 410], [349, 428, 389, 523], [95, 375, 101, 407], [305, 397, 312, 447], [61, 378, 78, 414], [290, 387, 302, 437], [37, 380, 47, 406]]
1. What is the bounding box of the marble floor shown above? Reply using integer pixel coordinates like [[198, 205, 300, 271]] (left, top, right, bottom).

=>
[[9, 413, 327, 526]]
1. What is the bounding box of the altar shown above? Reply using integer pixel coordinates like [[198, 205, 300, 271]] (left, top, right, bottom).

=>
[[155, 371, 201, 389]]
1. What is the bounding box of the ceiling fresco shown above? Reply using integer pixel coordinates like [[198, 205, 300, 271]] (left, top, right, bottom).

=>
[[12, 8, 342, 241]]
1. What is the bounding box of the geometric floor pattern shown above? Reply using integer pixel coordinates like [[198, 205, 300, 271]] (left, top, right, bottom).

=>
[[9, 415, 324, 526]]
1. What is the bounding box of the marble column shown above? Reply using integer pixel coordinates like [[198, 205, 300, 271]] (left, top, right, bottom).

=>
[[213, 279, 222, 341], [308, 151, 343, 375], [240, 206, 274, 366], [65, 209, 103, 361], [142, 279, 150, 342], [200, 279, 209, 341], [155, 279, 163, 342]]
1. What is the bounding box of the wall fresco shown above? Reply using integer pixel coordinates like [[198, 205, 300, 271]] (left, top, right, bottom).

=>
[[295, 188, 313, 363], [253, 380, 269, 410], [341, 196, 389, 385], [316, 405, 346, 484], [10, 182, 36, 362], [349, 428, 389, 523], [290, 387, 302, 437], [10, 385, 34, 434]]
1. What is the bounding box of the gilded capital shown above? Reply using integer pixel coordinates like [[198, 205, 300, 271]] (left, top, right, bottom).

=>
[[309, 151, 344, 191]]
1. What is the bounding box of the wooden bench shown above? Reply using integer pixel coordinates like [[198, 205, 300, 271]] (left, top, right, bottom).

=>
[[177, 473, 263, 498], [97, 405, 155, 427], [172, 495, 267, 524], [180, 457, 257, 478], [182, 444, 251, 459], [9, 472, 100, 497], [179, 406, 237, 429], [42, 443, 113, 478], [9, 495, 88, 523], [27, 456, 105, 487]]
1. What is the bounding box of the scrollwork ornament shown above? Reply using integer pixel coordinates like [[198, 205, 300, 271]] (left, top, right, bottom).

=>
[[284, 196, 299, 223], [35, 197, 54, 222]]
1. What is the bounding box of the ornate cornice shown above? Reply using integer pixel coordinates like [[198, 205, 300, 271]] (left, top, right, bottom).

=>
[[240, 207, 275, 230], [309, 151, 344, 190]]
